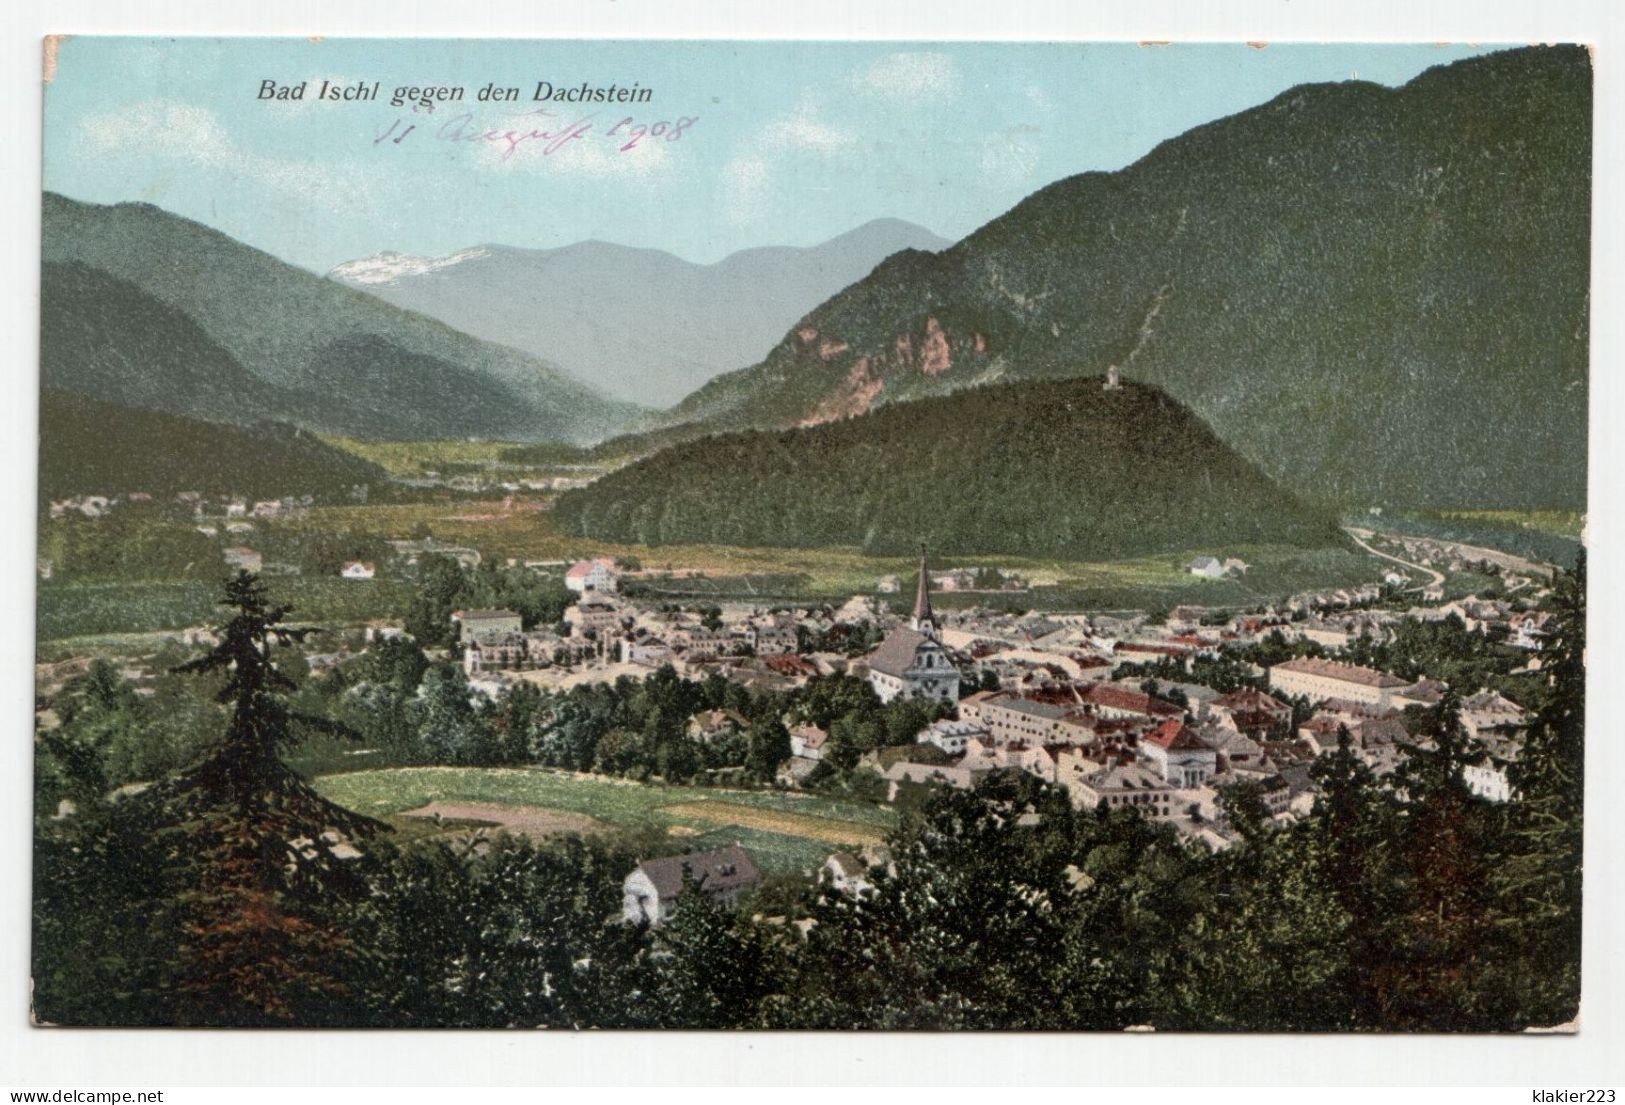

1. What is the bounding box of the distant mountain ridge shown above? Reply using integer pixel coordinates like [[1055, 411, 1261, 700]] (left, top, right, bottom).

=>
[[326, 219, 950, 405], [41, 193, 640, 444], [555, 376, 1345, 560], [641, 46, 1591, 510]]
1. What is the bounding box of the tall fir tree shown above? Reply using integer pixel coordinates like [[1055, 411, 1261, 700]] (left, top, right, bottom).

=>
[[1488, 554, 1585, 1025], [154, 571, 384, 1024]]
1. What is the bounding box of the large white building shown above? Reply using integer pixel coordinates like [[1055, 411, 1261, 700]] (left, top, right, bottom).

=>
[[453, 608, 523, 644], [867, 551, 960, 705], [917, 718, 989, 756], [565, 557, 619, 594], [1268, 656, 1414, 708]]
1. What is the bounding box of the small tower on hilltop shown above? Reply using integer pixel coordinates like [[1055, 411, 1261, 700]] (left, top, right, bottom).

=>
[[911, 544, 937, 639], [1104, 364, 1122, 391]]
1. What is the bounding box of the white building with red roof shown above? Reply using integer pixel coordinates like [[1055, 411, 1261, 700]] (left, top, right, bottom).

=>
[[1268, 656, 1414, 709], [1078, 682, 1184, 722], [1141, 719, 1218, 788], [565, 557, 619, 594]]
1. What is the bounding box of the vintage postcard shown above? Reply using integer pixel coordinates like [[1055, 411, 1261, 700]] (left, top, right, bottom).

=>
[[33, 36, 1589, 1030]]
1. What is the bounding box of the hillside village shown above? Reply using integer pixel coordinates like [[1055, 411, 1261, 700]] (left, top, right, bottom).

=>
[[379, 537, 1551, 921], [35, 498, 1562, 932], [26, 38, 1594, 1045], [39, 518, 1554, 923]]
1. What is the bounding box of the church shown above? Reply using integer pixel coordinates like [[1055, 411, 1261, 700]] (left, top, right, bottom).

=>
[[866, 550, 961, 706]]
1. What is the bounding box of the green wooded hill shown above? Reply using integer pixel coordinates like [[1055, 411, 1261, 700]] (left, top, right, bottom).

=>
[[39, 388, 386, 501], [43, 261, 315, 427], [647, 45, 1590, 510], [553, 377, 1345, 559], [41, 194, 639, 444]]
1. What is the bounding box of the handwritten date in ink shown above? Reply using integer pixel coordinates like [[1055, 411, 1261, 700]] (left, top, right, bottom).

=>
[[373, 108, 699, 161]]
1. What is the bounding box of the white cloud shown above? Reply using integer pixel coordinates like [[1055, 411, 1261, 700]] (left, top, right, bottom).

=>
[[721, 155, 769, 224], [79, 98, 370, 206], [858, 52, 960, 102], [1024, 83, 1055, 113], [765, 101, 854, 153], [536, 130, 674, 180], [83, 100, 231, 158], [978, 124, 1042, 184], [714, 97, 853, 223]]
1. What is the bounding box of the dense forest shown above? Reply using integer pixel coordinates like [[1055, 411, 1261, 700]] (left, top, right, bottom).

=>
[[555, 378, 1345, 559], [39, 388, 385, 502], [31, 564, 1583, 1030]]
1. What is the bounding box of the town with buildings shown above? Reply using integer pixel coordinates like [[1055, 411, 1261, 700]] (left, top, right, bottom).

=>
[[34, 468, 1568, 940], [29, 37, 1590, 1047]]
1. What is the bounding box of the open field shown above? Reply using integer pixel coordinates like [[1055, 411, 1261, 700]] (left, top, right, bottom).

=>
[[313, 766, 897, 875], [321, 436, 615, 483], [658, 801, 887, 846], [397, 800, 613, 841], [292, 498, 1385, 608], [1430, 509, 1585, 540], [319, 437, 531, 477]]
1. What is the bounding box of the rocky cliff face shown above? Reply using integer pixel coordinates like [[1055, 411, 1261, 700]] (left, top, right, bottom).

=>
[[654, 45, 1592, 511]]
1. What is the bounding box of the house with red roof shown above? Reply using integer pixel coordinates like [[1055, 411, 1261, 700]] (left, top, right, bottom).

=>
[[1078, 682, 1185, 722], [1268, 656, 1414, 708], [564, 557, 619, 594], [1140, 719, 1218, 788]]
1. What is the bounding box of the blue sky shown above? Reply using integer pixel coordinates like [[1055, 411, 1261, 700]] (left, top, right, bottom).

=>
[[43, 37, 1506, 272]]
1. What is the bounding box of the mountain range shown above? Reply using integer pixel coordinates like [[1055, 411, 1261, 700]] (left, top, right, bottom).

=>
[[635, 45, 1591, 511], [326, 219, 950, 406], [37, 45, 1591, 518], [41, 193, 638, 444], [555, 377, 1345, 560]]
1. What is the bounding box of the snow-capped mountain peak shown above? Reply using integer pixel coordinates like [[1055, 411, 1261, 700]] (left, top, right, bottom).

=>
[[326, 247, 491, 286]]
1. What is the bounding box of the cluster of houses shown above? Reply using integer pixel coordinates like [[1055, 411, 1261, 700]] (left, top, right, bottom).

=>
[[450, 550, 1546, 831], [392, 470, 594, 495], [847, 679, 1313, 849], [41, 525, 1559, 927], [619, 840, 893, 927], [762, 561, 1538, 850], [618, 596, 1542, 922], [1368, 532, 1553, 590], [47, 490, 320, 522]]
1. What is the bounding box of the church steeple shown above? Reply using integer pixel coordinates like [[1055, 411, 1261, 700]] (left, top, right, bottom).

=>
[[911, 544, 936, 637]]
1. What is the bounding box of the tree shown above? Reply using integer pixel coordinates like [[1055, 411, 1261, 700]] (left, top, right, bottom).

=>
[[35, 573, 385, 1026], [744, 719, 792, 781], [355, 636, 429, 694], [36, 659, 141, 808], [1382, 692, 1497, 1027], [1307, 727, 1405, 1026], [1486, 555, 1585, 1025], [403, 554, 468, 646], [413, 664, 483, 764], [646, 880, 783, 1028], [337, 834, 647, 1028]]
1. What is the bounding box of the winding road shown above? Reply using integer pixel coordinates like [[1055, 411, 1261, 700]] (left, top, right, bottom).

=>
[[1344, 527, 1446, 593]]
